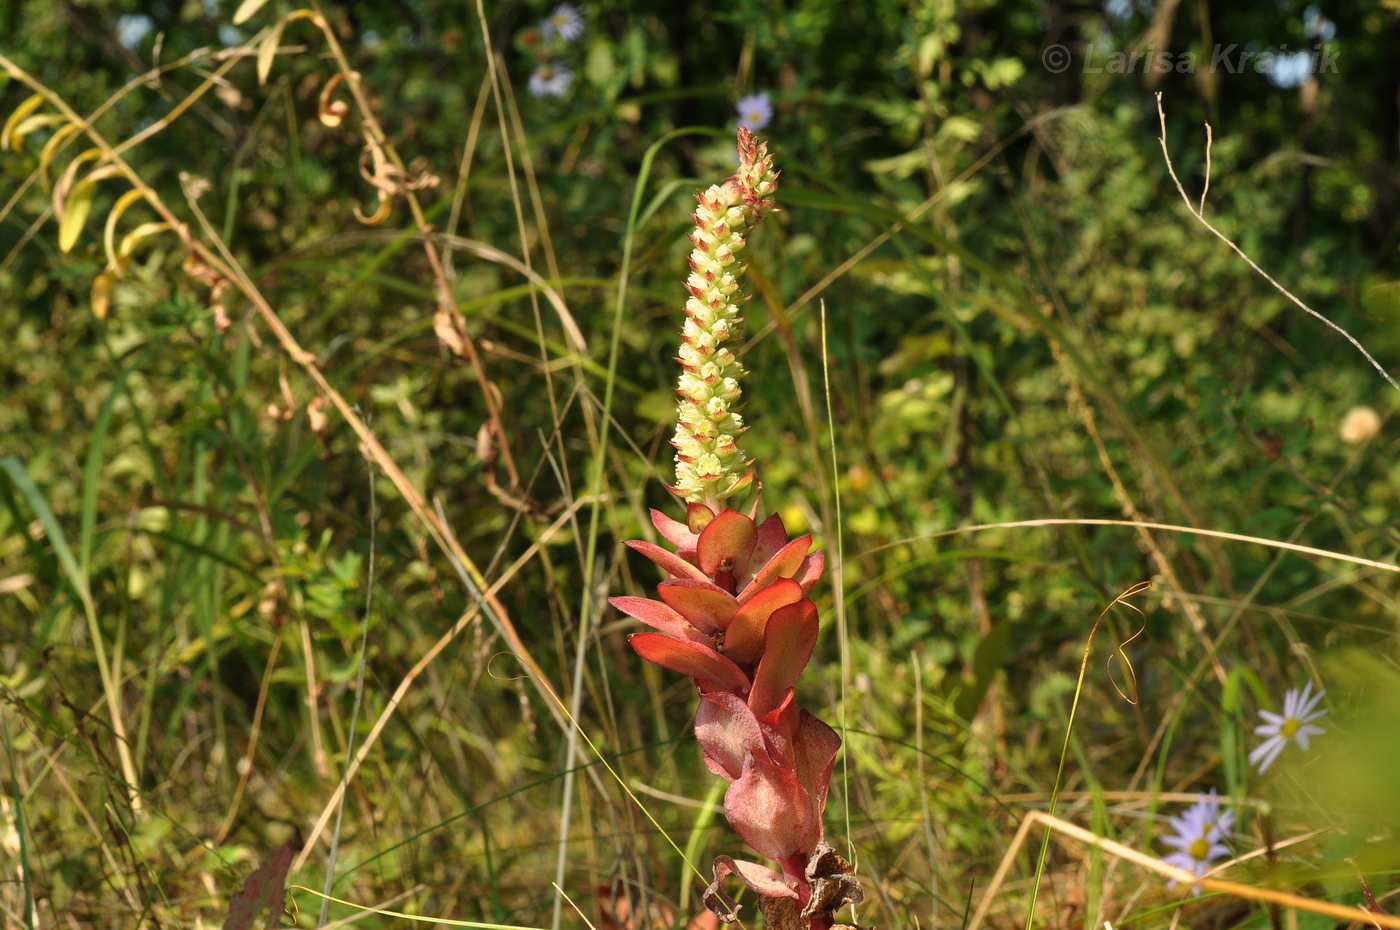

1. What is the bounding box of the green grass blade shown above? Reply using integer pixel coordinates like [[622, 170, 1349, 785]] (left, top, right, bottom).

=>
[[79, 347, 151, 578], [2, 714, 35, 930]]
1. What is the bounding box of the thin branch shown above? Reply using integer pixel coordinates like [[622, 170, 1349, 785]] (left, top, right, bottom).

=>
[[971, 811, 1400, 930], [1198, 121, 1212, 214], [862, 517, 1400, 575], [1155, 93, 1397, 391]]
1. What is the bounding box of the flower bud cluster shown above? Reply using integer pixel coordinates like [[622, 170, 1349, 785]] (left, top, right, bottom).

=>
[[672, 128, 780, 507]]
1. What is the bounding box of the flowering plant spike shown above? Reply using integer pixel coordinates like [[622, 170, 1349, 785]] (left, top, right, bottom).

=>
[[670, 128, 780, 509], [614, 129, 863, 930]]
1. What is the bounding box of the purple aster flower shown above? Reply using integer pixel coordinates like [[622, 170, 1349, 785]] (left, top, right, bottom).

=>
[[529, 62, 573, 98], [1250, 681, 1327, 773], [736, 93, 773, 132], [1160, 789, 1234, 895], [541, 3, 584, 42]]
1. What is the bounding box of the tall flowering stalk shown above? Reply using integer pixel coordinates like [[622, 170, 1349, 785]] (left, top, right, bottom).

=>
[[612, 129, 863, 930]]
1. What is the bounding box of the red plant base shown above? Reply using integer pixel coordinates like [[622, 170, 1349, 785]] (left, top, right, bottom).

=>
[[615, 494, 864, 927]]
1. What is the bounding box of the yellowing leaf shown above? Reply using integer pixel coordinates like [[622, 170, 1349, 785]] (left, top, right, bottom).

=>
[[59, 180, 96, 253], [318, 72, 352, 127], [257, 11, 319, 85], [38, 121, 83, 192], [57, 164, 122, 252], [232, 0, 272, 25], [2, 94, 46, 150], [91, 270, 117, 320], [256, 20, 286, 85], [9, 113, 63, 152], [353, 192, 391, 225], [52, 148, 102, 221], [117, 222, 173, 263], [104, 188, 146, 272]]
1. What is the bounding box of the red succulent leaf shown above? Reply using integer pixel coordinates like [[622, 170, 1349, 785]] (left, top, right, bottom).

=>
[[651, 508, 698, 550], [657, 580, 739, 635], [629, 633, 750, 693], [625, 539, 711, 583], [791, 550, 826, 595], [688, 502, 718, 535], [737, 535, 814, 603], [792, 711, 841, 816], [609, 596, 709, 644], [698, 509, 758, 578], [713, 855, 799, 903], [723, 747, 817, 860], [723, 578, 804, 665], [748, 600, 818, 718], [695, 691, 765, 781], [702, 854, 798, 925], [743, 482, 765, 521], [747, 513, 789, 578], [756, 689, 799, 767]]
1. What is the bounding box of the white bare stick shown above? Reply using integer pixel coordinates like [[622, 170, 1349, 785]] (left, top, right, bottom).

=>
[[1156, 93, 1397, 391]]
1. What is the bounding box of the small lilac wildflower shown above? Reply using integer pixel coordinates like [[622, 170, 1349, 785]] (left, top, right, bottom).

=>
[[736, 93, 773, 132], [529, 62, 573, 98], [1250, 681, 1327, 773], [1160, 789, 1234, 894], [1266, 50, 1314, 89], [1304, 5, 1336, 41], [541, 3, 584, 42], [116, 14, 153, 50]]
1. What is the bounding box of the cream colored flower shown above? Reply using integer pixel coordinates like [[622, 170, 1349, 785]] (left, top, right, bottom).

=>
[[671, 128, 779, 506], [1339, 406, 1381, 444]]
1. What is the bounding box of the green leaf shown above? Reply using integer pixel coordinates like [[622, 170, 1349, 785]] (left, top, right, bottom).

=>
[[955, 620, 1011, 721], [80, 350, 151, 576], [0, 457, 88, 604]]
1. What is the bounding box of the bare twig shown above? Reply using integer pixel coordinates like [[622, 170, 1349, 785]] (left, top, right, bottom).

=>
[[317, 452, 378, 927], [970, 811, 1400, 930], [307, 1, 525, 491], [1155, 93, 1397, 391], [211, 636, 284, 845], [862, 517, 1400, 575], [1198, 121, 1212, 214]]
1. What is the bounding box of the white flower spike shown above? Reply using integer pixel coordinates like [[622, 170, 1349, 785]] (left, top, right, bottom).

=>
[[1160, 789, 1234, 895], [1250, 681, 1327, 774], [671, 128, 779, 507]]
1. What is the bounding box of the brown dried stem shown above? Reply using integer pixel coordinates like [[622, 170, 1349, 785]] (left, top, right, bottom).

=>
[[969, 810, 1400, 930]]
